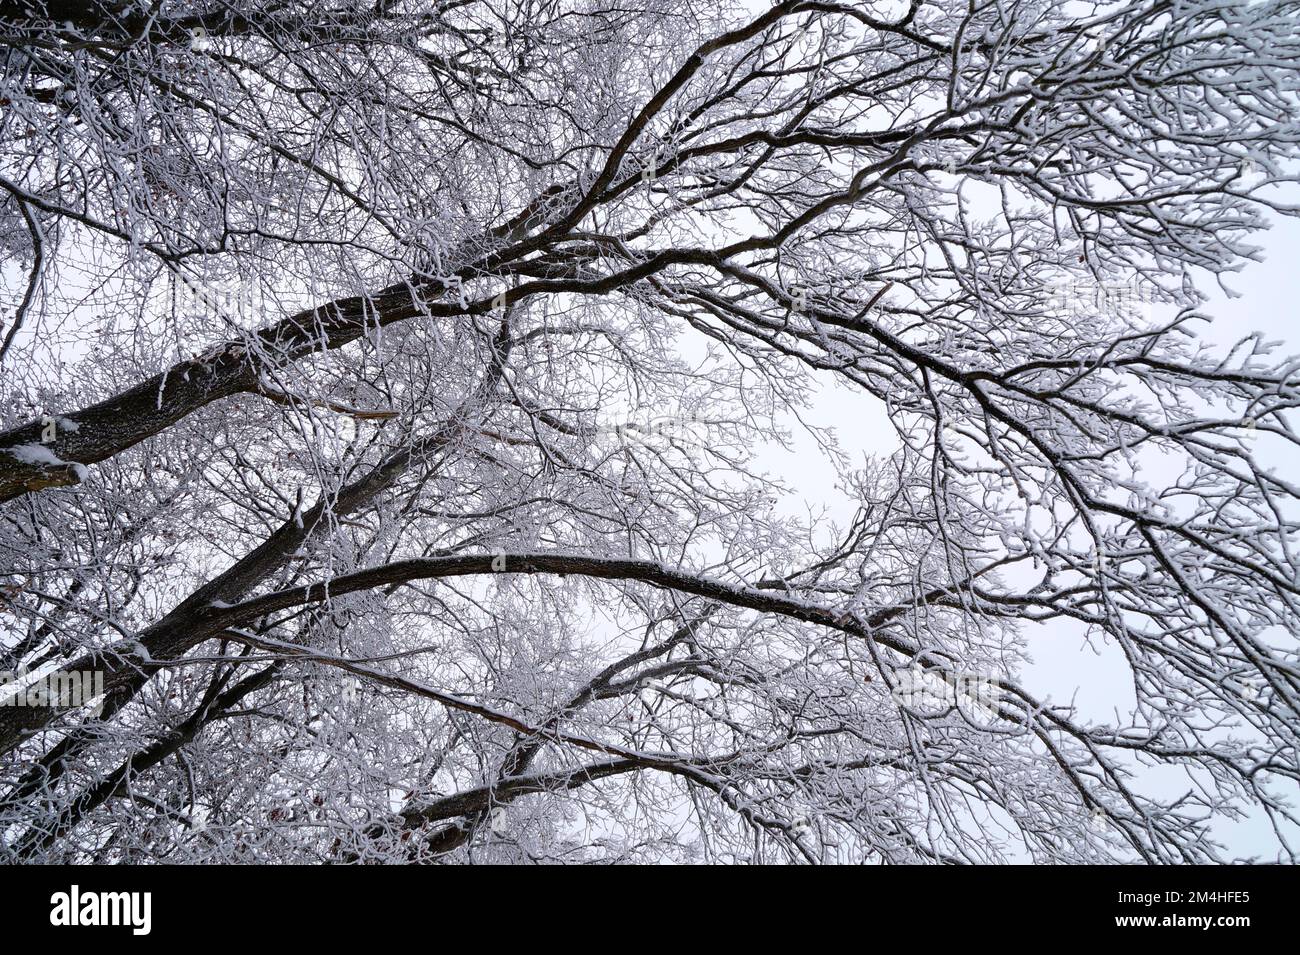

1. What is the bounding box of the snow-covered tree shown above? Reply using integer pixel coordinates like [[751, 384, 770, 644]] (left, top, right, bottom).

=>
[[1, 0, 1299, 863]]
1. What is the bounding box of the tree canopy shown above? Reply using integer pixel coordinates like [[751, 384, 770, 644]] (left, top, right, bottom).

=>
[[1, 0, 1299, 863]]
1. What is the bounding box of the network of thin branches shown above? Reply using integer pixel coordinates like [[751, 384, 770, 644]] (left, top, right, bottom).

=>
[[0, 0, 1299, 864]]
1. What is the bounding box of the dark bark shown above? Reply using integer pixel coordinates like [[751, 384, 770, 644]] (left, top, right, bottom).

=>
[[0, 285, 424, 502], [5, 661, 282, 860]]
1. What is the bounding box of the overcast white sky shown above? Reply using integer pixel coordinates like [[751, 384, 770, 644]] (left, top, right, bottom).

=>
[[747, 205, 1300, 860]]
